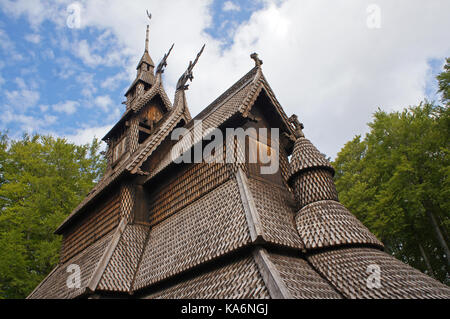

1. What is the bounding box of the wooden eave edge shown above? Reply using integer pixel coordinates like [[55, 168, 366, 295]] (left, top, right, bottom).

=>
[[85, 218, 128, 294], [26, 265, 60, 299]]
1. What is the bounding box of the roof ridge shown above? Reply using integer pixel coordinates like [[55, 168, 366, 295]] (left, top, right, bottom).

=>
[[252, 246, 292, 298], [132, 74, 172, 113], [87, 218, 128, 293], [129, 224, 153, 293], [144, 72, 259, 181], [240, 70, 295, 137], [235, 168, 263, 242], [58, 105, 186, 232], [186, 66, 258, 127]]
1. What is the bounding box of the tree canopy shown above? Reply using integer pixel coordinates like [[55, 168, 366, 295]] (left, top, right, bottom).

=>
[[0, 133, 105, 298], [437, 58, 450, 105], [333, 61, 450, 284]]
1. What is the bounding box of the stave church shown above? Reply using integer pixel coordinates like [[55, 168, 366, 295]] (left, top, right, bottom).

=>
[[29, 21, 450, 299]]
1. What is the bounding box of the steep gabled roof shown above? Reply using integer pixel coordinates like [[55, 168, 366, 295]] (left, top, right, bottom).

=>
[[29, 162, 450, 299], [308, 247, 450, 298], [56, 76, 184, 234], [32, 166, 317, 298], [127, 89, 192, 174], [27, 229, 116, 299], [103, 74, 172, 141], [144, 65, 296, 182], [35, 47, 450, 299]]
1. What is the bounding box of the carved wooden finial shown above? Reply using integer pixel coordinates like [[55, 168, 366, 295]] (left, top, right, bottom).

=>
[[289, 114, 304, 138], [176, 44, 206, 91], [250, 52, 263, 67], [156, 43, 174, 74]]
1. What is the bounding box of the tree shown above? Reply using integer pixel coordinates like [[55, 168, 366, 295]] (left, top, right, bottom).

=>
[[0, 133, 105, 298], [437, 58, 450, 104], [333, 102, 449, 284]]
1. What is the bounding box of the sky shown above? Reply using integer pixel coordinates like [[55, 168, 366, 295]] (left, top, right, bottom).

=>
[[0, 0, 449, 159]]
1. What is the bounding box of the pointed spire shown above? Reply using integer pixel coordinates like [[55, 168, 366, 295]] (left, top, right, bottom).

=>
[[287, 118, 383, 250], [145, 25, 149, 52], [289, 136, 334, 183], [137, 12, 154, 68], [124, 18, 155, 98], [287, 120, 334, 185]]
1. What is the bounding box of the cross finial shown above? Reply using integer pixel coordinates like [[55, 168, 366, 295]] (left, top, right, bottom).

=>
[[250, 52, 263, 67]]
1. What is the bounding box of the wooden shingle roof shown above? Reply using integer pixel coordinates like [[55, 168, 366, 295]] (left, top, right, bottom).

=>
[[30, 51, 450, 299]]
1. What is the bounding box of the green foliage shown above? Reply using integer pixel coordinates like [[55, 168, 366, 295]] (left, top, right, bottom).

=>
[[437, 58, 450, 104], [0, 133, 105, 298], [333, 103, 450, 284]]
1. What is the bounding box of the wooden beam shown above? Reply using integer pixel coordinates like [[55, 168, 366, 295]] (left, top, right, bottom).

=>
[[252, 246, 292, 299], [87, 218, 127, 293], [235, 168, 263, 242], [138, 125, 152, 135]]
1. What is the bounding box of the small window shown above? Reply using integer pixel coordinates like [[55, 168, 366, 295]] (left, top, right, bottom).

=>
[[112, 137, 126, 163]]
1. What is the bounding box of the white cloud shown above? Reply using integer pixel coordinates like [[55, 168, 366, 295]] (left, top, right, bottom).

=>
[[0, 109, 57, 133], [0, 28, 23, 60], [223, 0, 450, 158], [0, 28, 15, 51], [75, 72, 97, 97], [106, 106, 121, 123], [65, 125, 111, 146], [25, 33, 41, 44], [223, 1, 241, 12], [76, 39, 103, 67], [44, 114, 58, 124], [4, 88, 40, 111], [52, 100, 79, 115], [94, 95, 112, 112], [43, 48, 55, 59], [2, 0, 449, 159], [0, 0, 67, 30], [53, 56, 81, 80], [101, 72, 128, 91]]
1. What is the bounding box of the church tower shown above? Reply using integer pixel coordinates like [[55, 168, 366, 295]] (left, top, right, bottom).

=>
[[125, 25, 155, 110], [102, 23, 173, 170]]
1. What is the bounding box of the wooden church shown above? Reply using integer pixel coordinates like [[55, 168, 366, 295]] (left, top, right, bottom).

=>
[[29, 23, 450, 299]]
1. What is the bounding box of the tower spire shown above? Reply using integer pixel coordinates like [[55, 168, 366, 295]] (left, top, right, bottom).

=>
[[145, 25, 149, 52], [145, 10, 151, 52], [123, 12, 155, 104]]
